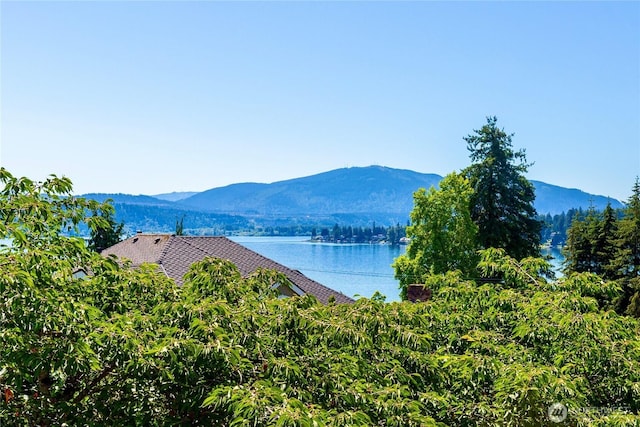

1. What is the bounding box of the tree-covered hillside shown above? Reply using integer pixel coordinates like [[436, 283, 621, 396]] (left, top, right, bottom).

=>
[[81, 166, 623, 236], [178, 166, 621, 217], [179, 166, 443, 221], [532, 181, 622, 215]]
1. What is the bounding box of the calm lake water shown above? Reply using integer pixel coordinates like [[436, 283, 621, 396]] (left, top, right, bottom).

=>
[[0, 235, 565, 302], [230, 236, 406, 302], [230, 236, 567, 303]]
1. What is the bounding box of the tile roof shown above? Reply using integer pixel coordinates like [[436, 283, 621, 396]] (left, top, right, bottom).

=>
[[102, 234, 354, 304]]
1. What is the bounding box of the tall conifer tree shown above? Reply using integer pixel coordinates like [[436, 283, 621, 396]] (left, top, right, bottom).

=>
[[596, 203, 619, 278], [613, 179, 640, 315], [463, 117, 541, 259], [614, 179, 640, 276], [563, 205, 618, 277], [563, 208, 598, 274]]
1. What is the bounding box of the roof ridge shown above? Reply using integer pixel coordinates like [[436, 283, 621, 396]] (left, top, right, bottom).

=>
[[168, 235, 222, 260], [180, 236, 307, 282], [109, 235, 354, 304], [157, 235, 177, 264], [214, 239, 349, 296], [219, 237, 299, 272]]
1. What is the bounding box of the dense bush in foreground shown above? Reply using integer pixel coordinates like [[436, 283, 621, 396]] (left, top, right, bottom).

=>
[[1, 169, 639, 426]]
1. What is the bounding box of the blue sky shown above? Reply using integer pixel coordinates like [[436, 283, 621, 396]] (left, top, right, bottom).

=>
[[1, 1, 638, 201]]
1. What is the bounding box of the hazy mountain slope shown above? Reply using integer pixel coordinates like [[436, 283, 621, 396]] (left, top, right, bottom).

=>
[[532, 181, 623, 215], [180, 166, 623, 217], [110, 203, 250, 235], [81, 193, 178, 207], [80, 166, 626, 233], [153, 191, 199, 202], [179, 166, 442, 217]]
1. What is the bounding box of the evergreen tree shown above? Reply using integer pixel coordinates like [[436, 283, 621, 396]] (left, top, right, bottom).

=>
[[563, 207, 600, 275], [175, 215, 185, 236], [540, 213, 553, 243], [320, 228, 329, 239], [463, 116, 541, 259], [612, 179, 640, 315], [563, 182, 640, 317], [332, 224, 341, 241], [87, 202, 124, 252], [595, 203, 618, 279], [387, 227, 395, 245], [614, 180, 640, 277]]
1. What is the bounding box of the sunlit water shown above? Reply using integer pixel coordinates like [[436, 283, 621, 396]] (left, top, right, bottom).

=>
[[230, 236, 406, 302], [230, 237, 567, 303], [542, 246, 566, 277], [0, 234, 565, 302]]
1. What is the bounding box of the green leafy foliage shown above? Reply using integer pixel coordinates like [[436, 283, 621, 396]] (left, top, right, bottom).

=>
[[394, 173, 479, 298], [395, 118, 544, 299], [1, 168, 639, 426]]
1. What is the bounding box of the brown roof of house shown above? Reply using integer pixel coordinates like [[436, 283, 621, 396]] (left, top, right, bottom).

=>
[[102, 234, 354, 304]]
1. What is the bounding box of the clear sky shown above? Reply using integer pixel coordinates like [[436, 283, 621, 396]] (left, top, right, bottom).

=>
[[1, 1, 638, 201]]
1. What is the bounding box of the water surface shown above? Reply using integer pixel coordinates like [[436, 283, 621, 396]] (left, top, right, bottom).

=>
[[230, 236, 406, 302], [230, 237, 567, 302]]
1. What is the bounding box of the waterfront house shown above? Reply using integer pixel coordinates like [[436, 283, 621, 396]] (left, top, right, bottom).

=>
[[102, 233, 354, 304]]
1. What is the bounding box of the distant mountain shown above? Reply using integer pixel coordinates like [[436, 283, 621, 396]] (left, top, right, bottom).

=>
[[179, 166, 442, 224], [179, 166, 623, 217], [81, 193, 177, 207], [531, 181, 623, 215], [81, 166, 625, 233], [79, 193, 250, 235], [153, 191, 198, 202]]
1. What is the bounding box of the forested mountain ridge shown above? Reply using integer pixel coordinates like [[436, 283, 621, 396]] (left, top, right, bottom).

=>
[[82, 193, 177, 207], [178, 166, 622, 216], [80, 166, 623, 233], [179, 166, 442, 217], [152, 191, 198, 202], [530, 180, 622, 215]]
